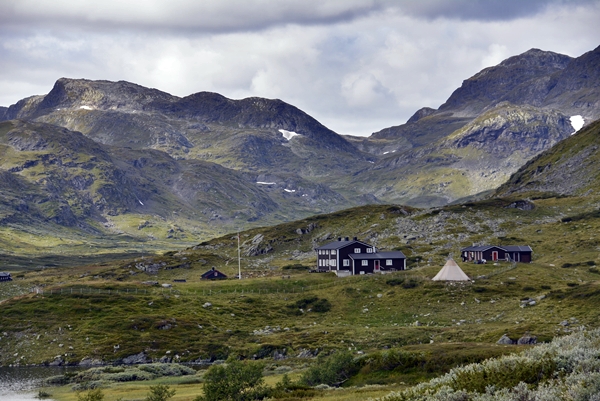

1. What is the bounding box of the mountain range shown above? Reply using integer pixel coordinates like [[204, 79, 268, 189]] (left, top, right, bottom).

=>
[[1, 45, 599, 248]]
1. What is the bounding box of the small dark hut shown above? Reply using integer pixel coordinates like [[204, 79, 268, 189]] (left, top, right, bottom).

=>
[[0, 272, 12, 282], [201, 267, 228, 280]]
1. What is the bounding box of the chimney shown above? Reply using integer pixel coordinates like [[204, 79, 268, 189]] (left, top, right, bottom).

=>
[[345, 237, 349, 241], [353, 237, 357, 241], [338, 237, 342, 241]]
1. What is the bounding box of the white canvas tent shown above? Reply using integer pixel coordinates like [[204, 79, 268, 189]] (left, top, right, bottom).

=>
[[432, 258, 470, 281]]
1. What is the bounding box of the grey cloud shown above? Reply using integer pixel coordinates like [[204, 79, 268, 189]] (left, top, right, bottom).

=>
[[0, 0, 388, 33], [395, 0, 599, 21]]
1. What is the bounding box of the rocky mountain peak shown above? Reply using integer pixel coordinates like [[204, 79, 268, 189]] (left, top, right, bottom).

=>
[[407, 107, 437, 124], [36, 78, 177, 114], [499, 48, 573, 69], [438, 48, 573, 115]]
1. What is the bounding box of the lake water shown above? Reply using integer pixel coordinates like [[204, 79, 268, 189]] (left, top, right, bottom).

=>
[[0, 366, 81, 401]]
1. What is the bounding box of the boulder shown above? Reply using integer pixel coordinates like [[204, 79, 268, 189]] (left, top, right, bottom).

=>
[[121, 352, 151, 364], [517, 334, 537, 345], [497, 334, 515, 345]]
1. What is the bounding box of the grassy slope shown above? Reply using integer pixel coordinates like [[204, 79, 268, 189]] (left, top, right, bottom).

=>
[[1, 193, 600, 401], [2, 195, 600, 366]]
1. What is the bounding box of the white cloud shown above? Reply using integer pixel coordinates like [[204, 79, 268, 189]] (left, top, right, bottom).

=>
[[0, 1, 599, 137]]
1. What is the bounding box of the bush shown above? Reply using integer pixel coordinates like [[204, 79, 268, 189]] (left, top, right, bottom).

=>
[[287, 297, 331, 314], [300, 351, 358, 387], [541, 285, 552, 290], [586, 261, 596, 266], [139, 363, 195, 376], [562, 263, 573, 268], [522, 286, 536, 292], [590, 267, 599, 274], [77, 389, 104, 401], [450, 356, 556, 393], [197, 357, 268, 401], [282, 264, 309, 270], [386, 278, 405, 286], [145, 384, 175, 401], [567, 282, 579, 287], [402, 278, 419, 289]]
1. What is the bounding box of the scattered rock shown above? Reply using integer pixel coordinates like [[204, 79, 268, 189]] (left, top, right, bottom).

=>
[[203, 302, 212, 308], [517, 334, 537, 345], [79, 357, 103, 366], [121, 352, 151, 364], [296, 348, 318, 358], [497, 334, 515, 345]]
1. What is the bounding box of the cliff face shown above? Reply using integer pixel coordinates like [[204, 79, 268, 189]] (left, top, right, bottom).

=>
[[495, 118, 600, 197]]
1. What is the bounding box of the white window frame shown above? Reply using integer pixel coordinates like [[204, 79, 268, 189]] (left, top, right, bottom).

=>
[[354, 248, 361, 253], [361, 260, 368, 266], [367, 248, 374, 253], [331, 250, 337, 255], [343, 259, 350, 267], [386, 259, 393, 266], [331, 260, 336, 267]]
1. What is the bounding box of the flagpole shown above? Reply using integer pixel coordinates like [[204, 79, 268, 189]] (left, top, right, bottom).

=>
[[238, 232, 241, 280]]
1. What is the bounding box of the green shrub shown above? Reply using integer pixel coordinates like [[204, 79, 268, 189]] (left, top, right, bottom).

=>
[[386, 278, 405, 286], [37, 390, 53, 399], [287, 297, 331, 314], [522, 286, 536, 292], [541, 285, 552, 290], [77, 388, 104, 401], [139, 363, 195, 376], [567, 282, 579, 287], [301, 351, 358, 387], [586, 261, 596, 266], [562, 263, 573, 268], [196, 357, 268, 401], [282, 264, 309, 270], [590, 267, 599, 274], [312, 298, 332, 312], [144, 384, 175, 401], [402, 278, 419, 289], [450, 356, 556, 393]]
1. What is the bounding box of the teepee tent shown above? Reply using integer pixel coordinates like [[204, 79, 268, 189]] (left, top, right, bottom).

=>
[[432, 258, 470, 281]]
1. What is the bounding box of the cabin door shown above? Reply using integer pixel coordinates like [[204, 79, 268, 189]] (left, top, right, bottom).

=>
[[374, 260, 380, 273], [492, 251, 498, 261]]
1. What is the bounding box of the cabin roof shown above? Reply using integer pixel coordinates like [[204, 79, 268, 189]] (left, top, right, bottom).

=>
[[316, 239, 371, 250], [349, 251, 406, 260], [461, 245, 532, 252]]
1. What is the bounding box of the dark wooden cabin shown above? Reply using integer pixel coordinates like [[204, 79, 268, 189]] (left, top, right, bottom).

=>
[[0, 272, 12, 282], [461, 245, 532, 263], [349, 251, 407, 275], [201, 267, 228, 280], [315, 237, 406, 275]]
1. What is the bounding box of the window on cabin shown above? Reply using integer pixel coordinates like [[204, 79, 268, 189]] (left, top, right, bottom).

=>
[[331, 260, 336, 267], [386, 259, 393, 265], [331, 250, 336, 255], [366, 248, 374, 253], [361, 260, 368, 266], [343, 259, 350, 266], [354, 248, 361, 253]]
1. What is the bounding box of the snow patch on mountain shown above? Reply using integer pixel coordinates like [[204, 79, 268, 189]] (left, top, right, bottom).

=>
[[80, 105, 94, 110], [570, 115, 584, 135], [279, 129, 300, 141], [257, 181, 276, 185], [284, 189, 296, 193]]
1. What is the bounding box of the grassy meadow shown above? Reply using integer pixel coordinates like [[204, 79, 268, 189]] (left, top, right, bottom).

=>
[[1, 193, 600, 400]]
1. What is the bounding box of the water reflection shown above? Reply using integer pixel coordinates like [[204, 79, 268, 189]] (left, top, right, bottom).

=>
[[0, 366, 82, 401]]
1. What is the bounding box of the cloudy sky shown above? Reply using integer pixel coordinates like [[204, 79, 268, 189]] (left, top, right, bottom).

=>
[[1, 0, 599, 136]]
